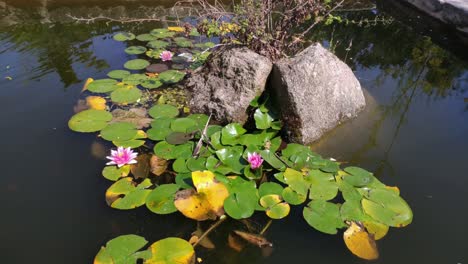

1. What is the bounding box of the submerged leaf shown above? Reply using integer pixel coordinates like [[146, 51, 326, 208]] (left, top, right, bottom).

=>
[[149, 155, 168, 176], [233, 230, 273, 248]]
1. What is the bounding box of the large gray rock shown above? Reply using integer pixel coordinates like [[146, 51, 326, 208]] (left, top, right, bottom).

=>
[[270, 43, 365, 145], [187, 47, 272, 124], [400, 0, 468, 33]]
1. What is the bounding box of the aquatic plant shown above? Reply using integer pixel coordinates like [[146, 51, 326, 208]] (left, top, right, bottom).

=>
[[67, 26, 413, 263]]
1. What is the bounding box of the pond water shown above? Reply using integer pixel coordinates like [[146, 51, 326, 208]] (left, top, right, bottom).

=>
[[1, 1, 467, 263]]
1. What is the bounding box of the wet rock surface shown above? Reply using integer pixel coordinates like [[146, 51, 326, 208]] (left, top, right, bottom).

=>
[[270, 43, 366, 145], [186, 47, 273, 124]]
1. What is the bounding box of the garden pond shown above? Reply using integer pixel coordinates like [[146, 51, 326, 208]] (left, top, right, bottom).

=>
[[0, 1, 467, 263]]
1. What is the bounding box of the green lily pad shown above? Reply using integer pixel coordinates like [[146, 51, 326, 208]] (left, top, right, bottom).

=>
[[303, 200, 346, 234], [159, 70, 186, 84], [174, 37, 193, 48], [106, 178, 152, 210], [101, 122, 138, 141], [136, 33, 157, 41], [362, 188, 413, 227], [221, 123, 247, 145], [124, 59, 150, 70], [122, 74, 147, 85], [282, 187, 307, 205], [283, 168, 310, 195], [173, 158, 190, 173], [266, 202, 290, 219], [87, 79, 118, 93], [224, 191, 256, 220], [68, 109, 112, 132], [107, 70, 130, 80], [147, 40, 170, 49], [175, 173, 193, 189], [165, 132, 193, 145], [170, 118, 198, 133], [187, 114, 210, 130], [102, 165, 130, 181], [186, 157, 206, 171], [111, 87, 142, 104], [146, 49, 164, 59], [340, 200, 368, 222], [216, 146, 246, 174], [254, 109, 274, 129], [113, 139, 146, 149], [94, 234, 149, 264], [153, 141, 177, 160], [258, 182, 284, 197], [113, 32, 135, 41], [149, 104, 179, 119], [343, 166, 374, 187], [146, 184, 180, 214], [146, 237, 195, 264], [125, 46, 147, 55], [189, 28, 201, 36], [309, 181, 339, 201]]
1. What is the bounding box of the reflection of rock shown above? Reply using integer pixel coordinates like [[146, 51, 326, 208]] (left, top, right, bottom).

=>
[[270, 43, 366, 145], [187, 47, 273, 124], [398, 0, 468, 33], [309, 89, 380, 159]]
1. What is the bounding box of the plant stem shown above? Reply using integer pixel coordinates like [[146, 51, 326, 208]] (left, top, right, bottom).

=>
[[260, 219, 272, 235], [193, 216, 227, 247]]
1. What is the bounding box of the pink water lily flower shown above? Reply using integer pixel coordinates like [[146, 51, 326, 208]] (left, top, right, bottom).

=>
[[106, 147, 138, 167], [160, 50, 173, 61], [247, 152, 264, 170]]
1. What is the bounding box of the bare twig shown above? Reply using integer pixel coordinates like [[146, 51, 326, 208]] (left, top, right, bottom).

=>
[[193, 216, 227, 248]]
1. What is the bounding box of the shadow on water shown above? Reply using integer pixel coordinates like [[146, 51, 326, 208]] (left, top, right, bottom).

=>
[[0, 1, 467, 264]]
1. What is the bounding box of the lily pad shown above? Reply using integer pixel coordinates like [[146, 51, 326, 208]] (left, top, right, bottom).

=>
[[149, 104, 179, 119], [171, 118, 198, 133], [303, 200, 346, 235], [111, 87, 142, 104], [147, 40, 170, 49], [362, 188, 413, 227], [146, 184, 180, 214], [343, 167, 374, 187], [141, 78, 163, 89], [102, 165, 130, 181], [282, 187, 307, 205], [68, 109, 112, 132], [125, 46, 147, 55], [221, 123, 247, 145], [159, 70, 186, 84], [146, 237, 195, 264], [254, 109, 274, 129], [113, 32, 135, 41], [87, 79, 118, 93], [136, 33, 157, 41], [94, 234, 149, 264], [101, 122, 138, 141], [124, 59, 150, 70], [174, 37, 193, 48], [146, 63, 169, 73], [258, 182, 284, 197], [105, 178, 152, 209], [122, 74, 147, 85], [107, 70, 130, 80]]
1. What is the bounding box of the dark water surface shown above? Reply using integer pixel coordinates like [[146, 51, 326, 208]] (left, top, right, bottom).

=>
[[1, 1, 467, 264]]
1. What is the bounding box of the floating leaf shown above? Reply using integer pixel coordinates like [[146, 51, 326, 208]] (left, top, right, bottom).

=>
[[123, 74, 147, 85], [174, 37, 193, 48], [150, 28, 176, 38], [82, 77, 94, 92], [102, 165, 131, 181], [282, 187, 307, 205], [111, 87, 142, 104], [107, 70, 131, 80], [223, 178, 258, 219], [216, 146, 246, 174], [192, 170, 229, 216], [86, 96, 106, 110], [146, 184, 179, 214], [105, 178, 152, 210], [131, 154, 151, 179], [175, 173, 193, 189], [159, 70, 186, 84], [125, 46, 147, 55], [303, 200, 346, 234], [68, 109, 112, 132], [174, 189, 216, 221], [113, 32, 135, 41], [111, 108, 153, 129], [153, 141, 177, 160], [87, 79, 118, 93], [171, 118, 198, 133], [363, 221, 389, 240], [186, 157, 206, 171], [258, 182, 284, 197], [94, 234, 149, 264], [149, 104, 179, 119], [101, 122, 138, 141], [361, 188, 413, 227], [136, 33, 157, 41], [254, 109, 274, 129], [146, 63, 169, 73], [168, 26, 185, 32], [221, 123, 247, 145], [283, 168, 310, 195], [146, 49, 164, 59], [309, 180, 338, 201], [173, 158, 190, 173], [145, 237, 195, 264], [189, 28, 201, 36], [150, 155, 168, 176], [343, 167, 374, 187], [147, 40, 169, 49], [124, 59, 150, 70], [141, 78, 163, 89], [343, 222, 379, 260], [113, 139, 145, 149]]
